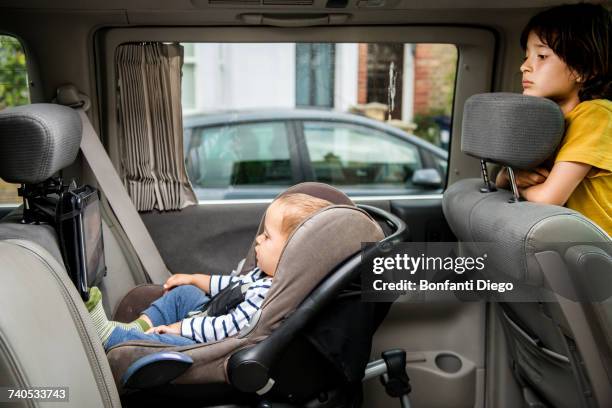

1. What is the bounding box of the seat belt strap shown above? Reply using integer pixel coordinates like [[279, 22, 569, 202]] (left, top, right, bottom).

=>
[[77, 109, 171, 284]]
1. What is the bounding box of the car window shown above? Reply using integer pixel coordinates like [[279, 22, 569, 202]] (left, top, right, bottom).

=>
[[0, 35, 30, 205], [303, 121, 422, 188], [180, 42, 457, 201], [185, 121, 293, 199]]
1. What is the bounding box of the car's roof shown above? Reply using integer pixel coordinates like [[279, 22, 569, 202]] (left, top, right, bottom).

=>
[[184, 108, 449, 158], [0, 0, 586, 11]]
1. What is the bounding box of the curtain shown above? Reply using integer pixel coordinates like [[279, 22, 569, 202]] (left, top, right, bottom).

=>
[[116, 43, 197, 211]]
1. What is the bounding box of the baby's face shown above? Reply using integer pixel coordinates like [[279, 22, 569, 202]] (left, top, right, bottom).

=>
[[520, 31, 580, 103], [255, 201, 288, 277]]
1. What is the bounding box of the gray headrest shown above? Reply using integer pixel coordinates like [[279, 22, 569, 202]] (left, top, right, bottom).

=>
[[0, 103, 82, 184], [462, 93, 565, 169]]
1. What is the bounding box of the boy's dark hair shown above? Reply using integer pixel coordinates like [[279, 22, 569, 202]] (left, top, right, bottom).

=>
[[520, 3, 611, 101]]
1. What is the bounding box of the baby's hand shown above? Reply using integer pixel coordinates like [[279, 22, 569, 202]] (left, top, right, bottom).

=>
[[163, 274, 194, 293], [513, 167, 549, 188], [146, 322, 181, 335]]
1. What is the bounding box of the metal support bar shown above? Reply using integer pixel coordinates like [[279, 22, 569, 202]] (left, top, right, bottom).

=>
[[506, 167, 521, 202], [479, 159, 497, 193]]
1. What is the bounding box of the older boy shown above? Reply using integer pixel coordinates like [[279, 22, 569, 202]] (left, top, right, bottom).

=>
[[86, 193, 332, 350]]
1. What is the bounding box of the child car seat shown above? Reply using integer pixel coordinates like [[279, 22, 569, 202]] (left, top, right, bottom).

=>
[[106, 183, 398, 407]]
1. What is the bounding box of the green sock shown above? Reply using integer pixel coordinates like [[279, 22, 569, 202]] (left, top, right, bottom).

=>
[[85, 287, 151, 346]]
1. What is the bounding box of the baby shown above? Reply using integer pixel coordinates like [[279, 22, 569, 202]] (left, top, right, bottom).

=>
[[86, 193, 332, 350]]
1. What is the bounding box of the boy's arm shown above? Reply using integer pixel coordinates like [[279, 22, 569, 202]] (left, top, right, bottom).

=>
[[496, 166, 550, 189], [519, 161, 591, 206]]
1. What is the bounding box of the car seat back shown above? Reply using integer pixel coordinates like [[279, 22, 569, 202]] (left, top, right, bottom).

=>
[[0, 104, 120, 407], [443, 93, 612, 408], [0, 240, 121, 408]]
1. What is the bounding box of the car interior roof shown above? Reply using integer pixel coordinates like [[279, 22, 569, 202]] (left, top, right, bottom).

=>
[[0, 0, 590, 22]]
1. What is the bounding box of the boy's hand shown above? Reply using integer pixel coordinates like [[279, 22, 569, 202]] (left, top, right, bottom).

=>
[[498, 167, 549, 189], [514, 167, 550, 188], [146, 322, 181, 335], [163, 274, 194, 293]]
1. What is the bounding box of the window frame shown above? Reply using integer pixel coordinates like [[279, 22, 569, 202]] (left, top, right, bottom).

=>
[[97, 26, 496, 203]]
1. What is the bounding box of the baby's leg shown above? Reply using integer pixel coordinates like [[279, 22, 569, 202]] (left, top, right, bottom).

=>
[[85, 287, 151, 346], [141, 285, 210, 327], [105, 327, 197, 350]]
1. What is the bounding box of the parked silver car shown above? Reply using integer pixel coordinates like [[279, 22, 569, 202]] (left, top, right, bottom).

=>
[[184, 109, 448, 200]]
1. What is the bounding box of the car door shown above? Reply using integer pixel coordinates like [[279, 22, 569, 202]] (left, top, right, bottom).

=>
[[184, 119, 304, 200], [295, 119, 443, 197]]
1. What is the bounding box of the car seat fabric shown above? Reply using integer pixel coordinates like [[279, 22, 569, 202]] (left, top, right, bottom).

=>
[[0, 103, 82, 184], [0, 207, 64, 265], [107, 203, 384, 392], [461, 93, 564, 169], [0, 239, 121, 408], [443, 178, 609, 286]]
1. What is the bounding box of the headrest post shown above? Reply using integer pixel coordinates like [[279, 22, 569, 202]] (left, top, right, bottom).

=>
[[506, 167, 521, 203], [478, 159, 497, 193]]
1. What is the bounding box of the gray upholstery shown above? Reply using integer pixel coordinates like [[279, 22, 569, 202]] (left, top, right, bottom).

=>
[[0, 103, 82, 183], [443, 178, 609, 286], [0, 239, 120, 407], [0, 207, 64, 265], [462, 93, 564, 169]]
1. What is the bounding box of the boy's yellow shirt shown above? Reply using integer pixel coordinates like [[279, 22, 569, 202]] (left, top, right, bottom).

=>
[[555, 99, 612, 236]]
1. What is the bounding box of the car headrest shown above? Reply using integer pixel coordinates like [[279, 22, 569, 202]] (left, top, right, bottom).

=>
[[0, 103, 82, 184], [461, 93, 565, 169]]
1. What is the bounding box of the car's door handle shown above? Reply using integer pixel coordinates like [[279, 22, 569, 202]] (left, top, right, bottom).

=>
[[239, 13, 350, 27]]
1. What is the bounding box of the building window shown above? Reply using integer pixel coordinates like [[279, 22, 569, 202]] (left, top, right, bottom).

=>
[[296, 43, 335, 108], [181, 43, 197, 111], [366, 43, 404, 120]]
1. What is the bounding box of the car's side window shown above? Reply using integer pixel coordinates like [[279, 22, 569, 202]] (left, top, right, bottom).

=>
[[179, 42, 456, 201], [185, 121, 293, 199], [303, 121, 423, 189], [0, 35, 30, 205]]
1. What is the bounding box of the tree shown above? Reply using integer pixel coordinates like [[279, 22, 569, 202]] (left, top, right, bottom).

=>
[[0, 35, 29, 110], [0, 35, 29, 203]]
